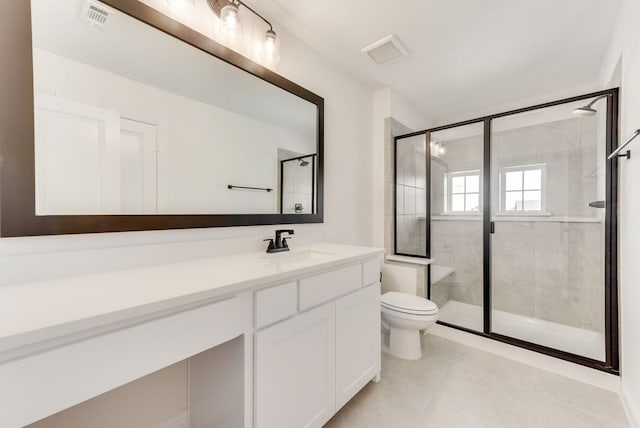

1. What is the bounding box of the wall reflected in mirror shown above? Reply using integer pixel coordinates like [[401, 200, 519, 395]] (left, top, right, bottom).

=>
[[30, 0, 318, 216]]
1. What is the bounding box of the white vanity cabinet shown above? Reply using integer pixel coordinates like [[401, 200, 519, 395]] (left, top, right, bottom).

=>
[[254, 258, 381, 428], [0, 244, 382, 428]]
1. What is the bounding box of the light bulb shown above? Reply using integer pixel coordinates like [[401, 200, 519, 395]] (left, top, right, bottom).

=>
[[166, 0, 195, 13], [220, 4, 241, 41], [260, 29, 279, 65]]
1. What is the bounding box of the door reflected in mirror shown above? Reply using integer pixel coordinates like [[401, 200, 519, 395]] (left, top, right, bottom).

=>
[[31, 0, 318, 216]]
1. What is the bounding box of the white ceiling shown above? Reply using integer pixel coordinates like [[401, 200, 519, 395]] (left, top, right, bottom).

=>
[[251, 0, 621, 125]]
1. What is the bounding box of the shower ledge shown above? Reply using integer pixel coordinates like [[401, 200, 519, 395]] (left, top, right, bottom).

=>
[[385, 254, 434, 266]]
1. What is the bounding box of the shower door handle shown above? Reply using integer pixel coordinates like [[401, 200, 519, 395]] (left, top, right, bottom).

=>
[[588, 200, 606, 209], [490, 222, 495, 234]]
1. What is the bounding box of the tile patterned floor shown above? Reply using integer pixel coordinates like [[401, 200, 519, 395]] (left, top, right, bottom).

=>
[[325, 335, 629, 428]]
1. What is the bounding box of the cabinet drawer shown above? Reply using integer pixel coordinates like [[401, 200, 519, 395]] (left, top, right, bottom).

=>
[[362, 259, 380, 286], [299, 264, 362, 311], [0, 297, 241, 428], [255, 282, 298, 328]]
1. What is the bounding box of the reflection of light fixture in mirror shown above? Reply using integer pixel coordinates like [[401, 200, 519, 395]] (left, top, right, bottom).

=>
[[207, 0, 279, 64], [430, 140, 445, 157], [166, 0, 196, 13], [573, 94, 609, 116]]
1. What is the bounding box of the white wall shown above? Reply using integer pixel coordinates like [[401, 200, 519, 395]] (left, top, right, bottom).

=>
[[372, 88, 392, 249], [0, 5, 374, 285], [600, 0, 640, 425]]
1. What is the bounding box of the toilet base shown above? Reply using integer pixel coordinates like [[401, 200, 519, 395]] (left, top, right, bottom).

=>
[[388, 326, 422, 360]]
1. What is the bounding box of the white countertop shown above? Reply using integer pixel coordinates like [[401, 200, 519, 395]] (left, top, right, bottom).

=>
[[0, 243, 383, 358]]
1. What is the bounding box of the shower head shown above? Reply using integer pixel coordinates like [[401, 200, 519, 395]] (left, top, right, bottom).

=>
[[299, 158, 310, 167], [573, 94, 609, 116], [573, 105, 598, 116]]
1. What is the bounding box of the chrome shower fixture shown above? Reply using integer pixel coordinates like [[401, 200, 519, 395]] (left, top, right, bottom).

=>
[[573, 94, 609, 116], [299, 158, 310, 167]]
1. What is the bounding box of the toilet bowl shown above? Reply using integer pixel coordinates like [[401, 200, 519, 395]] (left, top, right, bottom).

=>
[[381, 291, 439, 360]]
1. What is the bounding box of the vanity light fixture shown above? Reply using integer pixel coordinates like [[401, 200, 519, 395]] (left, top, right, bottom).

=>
[[206, 0, 280, 64], [261, 29, 279, 64], [219, 2, 241, 40]]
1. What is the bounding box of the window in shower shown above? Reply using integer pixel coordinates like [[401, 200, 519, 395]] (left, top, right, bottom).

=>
[[445, 170, 481, 213], [499, 164, 547, 213]]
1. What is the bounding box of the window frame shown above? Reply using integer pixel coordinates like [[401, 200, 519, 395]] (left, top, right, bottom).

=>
[[499, 163, 548, 215], [444, 169, 481, 214]]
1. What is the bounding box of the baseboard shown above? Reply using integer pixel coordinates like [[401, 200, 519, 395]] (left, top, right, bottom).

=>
[[430, 323, 621, 392], [154, 411, 187, 428], [622, 382, 640, 428]]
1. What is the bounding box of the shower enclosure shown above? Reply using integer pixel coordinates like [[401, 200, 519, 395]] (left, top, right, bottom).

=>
[[280, 154, 316, 214], [394, 89, 619, 373]]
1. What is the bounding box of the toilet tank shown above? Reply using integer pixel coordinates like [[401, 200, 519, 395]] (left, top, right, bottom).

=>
[[381, 263, 418, 295]]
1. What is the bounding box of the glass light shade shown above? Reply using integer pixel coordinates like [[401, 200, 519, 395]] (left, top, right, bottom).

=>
[[166, 0, 196, 12], [430, 141, 445, 157], [260, 29, 280, 65], [220, 4, 241, 41]]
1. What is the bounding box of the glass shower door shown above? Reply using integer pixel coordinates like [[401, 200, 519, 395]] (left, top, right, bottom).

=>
[[429, 122, 485, 332], [490, 99, 608, 361]]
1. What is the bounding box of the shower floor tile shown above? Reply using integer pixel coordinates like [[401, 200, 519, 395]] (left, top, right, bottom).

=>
[[438, 300, 606, 361], [324, 335, 629, 428]]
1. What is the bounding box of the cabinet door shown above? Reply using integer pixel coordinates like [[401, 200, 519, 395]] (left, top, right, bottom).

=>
[[335, 283, 381, 409], [255, 303, 335, 428]]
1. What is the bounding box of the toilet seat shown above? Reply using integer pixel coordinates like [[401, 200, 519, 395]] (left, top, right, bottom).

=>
[[381, 292, 438, 316]]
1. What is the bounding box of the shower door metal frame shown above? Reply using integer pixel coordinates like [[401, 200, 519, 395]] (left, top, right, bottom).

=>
[[396, 88, 620, 375], [393, 132, 431, 259], [279, 154, 317, 214]]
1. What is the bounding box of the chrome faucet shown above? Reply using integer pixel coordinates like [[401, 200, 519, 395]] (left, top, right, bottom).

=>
[[264, 229, 294, 253]]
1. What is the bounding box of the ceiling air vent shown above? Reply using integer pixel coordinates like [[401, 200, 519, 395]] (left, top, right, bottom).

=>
[[361, 35, 408, 65], [80, 0, 112, 30]]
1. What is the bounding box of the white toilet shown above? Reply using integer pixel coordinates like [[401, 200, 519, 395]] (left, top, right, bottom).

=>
[[381, 264, 439, 360]]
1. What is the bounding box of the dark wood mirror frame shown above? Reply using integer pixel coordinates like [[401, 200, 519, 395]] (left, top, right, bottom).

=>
[[0, 0, 324, 237]]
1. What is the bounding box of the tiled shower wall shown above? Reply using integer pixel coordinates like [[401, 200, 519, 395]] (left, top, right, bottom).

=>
[[395, 135, 427, 257], [430, 115, 605, 332], [281, 157, 314, 214], [384, 118, 427, 297], [431, 219, 604, 332]]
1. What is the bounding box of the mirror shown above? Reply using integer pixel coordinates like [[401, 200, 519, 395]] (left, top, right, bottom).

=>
[[0, 0, 323, 236], [30, 0, 319, 216]]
